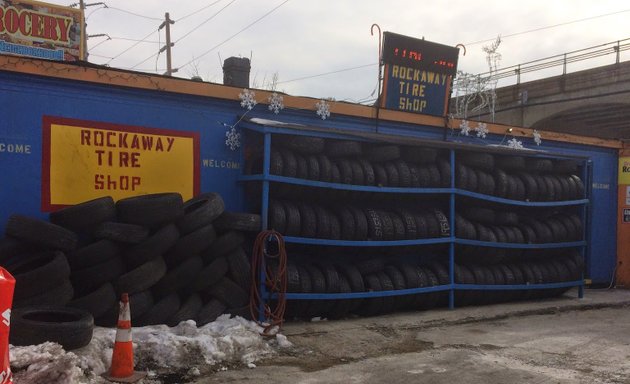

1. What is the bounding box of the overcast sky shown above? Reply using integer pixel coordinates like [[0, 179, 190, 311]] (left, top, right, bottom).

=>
[[44, 0, 630, 102]]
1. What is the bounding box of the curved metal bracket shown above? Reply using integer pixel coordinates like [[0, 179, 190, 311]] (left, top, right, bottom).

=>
[[456, 43, 467, 56]]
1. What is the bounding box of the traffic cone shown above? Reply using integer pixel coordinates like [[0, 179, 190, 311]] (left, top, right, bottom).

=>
[[102, 293, 147, 383]]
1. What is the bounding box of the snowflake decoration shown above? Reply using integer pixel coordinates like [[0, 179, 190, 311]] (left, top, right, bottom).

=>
[[533, 129, 542, 146], [475, 122, 489, 139], [459, 120, 471, 136], [268, 92, 284, 114], [315, 99, 331, 120], [225, 126, 241, 151], [507, 138, 524, 150], [238, 89, 257, 110]]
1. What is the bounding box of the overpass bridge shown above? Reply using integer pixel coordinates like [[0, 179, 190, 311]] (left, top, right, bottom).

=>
[[457, 39, 630, 140]]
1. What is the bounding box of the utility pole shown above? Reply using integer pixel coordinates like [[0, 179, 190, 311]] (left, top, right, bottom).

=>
[[80, 0, 87, 60], [160, 13, 176, 76]]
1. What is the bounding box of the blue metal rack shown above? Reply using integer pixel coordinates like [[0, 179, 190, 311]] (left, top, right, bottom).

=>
[[240, 122, 589, 316]]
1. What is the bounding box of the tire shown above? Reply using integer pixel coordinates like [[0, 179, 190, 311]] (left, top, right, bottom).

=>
[[377, 210, 395, 240], [71, 256, 125, 296], [364, 145, 400, 163], [396, 209, 418, 239], [433, 209, 450, 237], [384, 162, 400, 187], [389, 212, 407, 240], [125, 224, 180, 269], [13, 279, 74, 308], [401, 147, 438, 164], [177, 193, 225, 235], [152, 256, 203, 298], [68, 239, 120, 271], [328, 208, 341, 240], [463, 207, 495, 225], [306, 155, 321, 181], [553, 159, 579, 174], [116, 193, 184, 229], [358, 158, 376, 186], [6, 215, 78, 252], [168, 293, 203, 326], [355, 258, 385, 276], [373, 163, 388, 187], [136, 293, 181, 326], [496, 155, 525, 171], [527, 158, 553, 173], [350, 207, 369, 240], [67, 282, 117, 319], [269, 149, 283, 175], [437, 159, 451, 188], [377, 271, 396, 314], [464, 166, 478, 192], [207, 277, 249, 308], [274, 134, 325, 154], [317, 154, 332, 182], [282, 201, 302, 237], [316, 262, 340, 293], [365, 209, 384, 241], [336, 206, 356, 240], [350, 160, 365, 185], [10, 306, 94, 350], [114, 257, 167, 296], [94, 222, 149, 244], [427, 165, 442, 188], [358, 274, 383, 316], [458, 152, 494, 172], [295, 154, 309, 179], [202, 230, 246, 262], [325, 140, 363, 157], [49, 196, 116, 233], [296, 203, 317, 238], [395, 160, 412, 187], [213, 212, 262, 232], [268, 200, 287, 234], [336, 159, 354, 184], [10, 251, 71, 301], [94, 290, 154, 327], [493, 169, 509, 198], [227, 248, 251, 291], [570, 175, 585, 198], [330, 162, 341, 184], [495, 211, 519, 226], [279, 148, 298, 178], [455, 164, 468, 190], [314, 206, 331, 239], [164, 224, 216, 267], [194, 256, 229, 291], [327, 275, 352, 319], [196, 298, 227, 326], [518, 172, 538, 202]]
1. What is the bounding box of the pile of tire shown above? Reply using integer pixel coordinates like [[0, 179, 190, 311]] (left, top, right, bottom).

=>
[[281, 249, 582, 319], [269, 199, 450, 240], [248, 135, 450, 189], [456, 152, 585, 201], [0, 192, 261, 332]]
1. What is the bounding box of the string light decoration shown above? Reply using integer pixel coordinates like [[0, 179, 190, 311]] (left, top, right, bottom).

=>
[[533, 129, 542, 146], [239, 88, 257, 110], [459, 119, 471, 136], [315, 99, 331, 120], [475, 122, 489, 138], [268, 92, 284, 114]]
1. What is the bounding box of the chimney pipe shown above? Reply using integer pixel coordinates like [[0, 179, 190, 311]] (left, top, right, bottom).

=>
[[223, 57, 251, 88]]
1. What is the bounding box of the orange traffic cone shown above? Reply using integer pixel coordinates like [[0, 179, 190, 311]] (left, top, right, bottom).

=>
[[102, 293, 147, 383]]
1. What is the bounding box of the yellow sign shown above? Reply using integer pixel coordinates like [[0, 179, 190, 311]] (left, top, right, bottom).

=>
[[43, 117, 199, 209], [620, 157, 630, 185]]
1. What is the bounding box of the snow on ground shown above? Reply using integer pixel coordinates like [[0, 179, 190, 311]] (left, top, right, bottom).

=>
[[9, 315, 292, 384]]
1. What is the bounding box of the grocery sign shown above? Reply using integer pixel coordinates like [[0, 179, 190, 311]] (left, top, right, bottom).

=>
[[0, 0, 84, 61], [42, 117, 200, 210], [381, 32, 459, 117]]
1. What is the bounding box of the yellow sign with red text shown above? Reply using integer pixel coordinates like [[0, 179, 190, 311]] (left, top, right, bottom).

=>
[[620, 157, 630, 185], [43, 117, 199, 209]]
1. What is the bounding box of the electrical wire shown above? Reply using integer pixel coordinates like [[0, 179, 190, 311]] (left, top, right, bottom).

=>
[[177, 0, 224, 22], [107, 27, 159, 65], [106, 6, 162, 21], [276, 63, 377, 85], [174, 0, 237, 44], [178, 0, 290, 70]]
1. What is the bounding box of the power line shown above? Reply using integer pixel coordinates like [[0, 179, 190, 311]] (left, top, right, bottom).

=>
[[107, 27, 159, 64], [174, 0, 237, 44], [178, 0, 290, 70], [177, 0, 224, 22], [276, 63, 377, 84], [88, 36, 161, 52], [106, 6, 162, 21]]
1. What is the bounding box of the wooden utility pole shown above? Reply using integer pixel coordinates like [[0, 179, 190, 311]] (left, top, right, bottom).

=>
[[159, 13, 176, 76], [80, 0, 87, 60]]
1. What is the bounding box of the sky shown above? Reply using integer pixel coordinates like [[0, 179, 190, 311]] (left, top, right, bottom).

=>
[[41, 0, 630, 103]]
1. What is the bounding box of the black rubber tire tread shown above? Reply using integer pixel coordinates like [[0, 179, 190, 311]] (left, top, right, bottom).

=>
[[196, 298, 227, 326], [227, 247, 251, 291], [383, 265, 407, 311], [269, 149, 283, 175], [482, 170, 496, 196], [458, 152, 494, 172], [505, 175, 518, 200], [314, 205, 331, 239], [337, 159, 354, 184], [296, 203, 317, 238], [556, 214, 579, 241], [359, 274, 383, 316], [303, 264, 328, 317], [496, 155, 526, 171], [10, 306, 94, 350], [517, 172, 538, 202], [475, 170, 493, 196], [377, 271, 396, 314], [542, 175, 557, 201], [336, 206, 356, 240], [11, 251, 71, 300], [279, 148, 298, 178], [553, 159, 579, 174], [325, 140, 363, 157], [336, 263, 365, 292], [350, 207, 369, 240], [286, 264, 301, 293], [402, 147, 438, 164], [378, 210, 395, 240], [416, 166, 432, 187], [465, 166, 478, 192], [68, 239, 120, 271], [316, 262, 341, 293], [395, 160, 412, 187], [153, 256, 203, 299], [423, 211, 441, 239], [126, 224, 179, 269], [513, 176, 527, 201], [364, 145, 401, 163], [0, 237, 43, 268], [384, 162, 400, 187], [282, 201, 302, 237], [268, 200, 287, 234], [464, 207, 495, 225], [136, 293, 181, 326], [427, 261, 450, 286], [563, 175, 579, 200], [495, 211, 519, 226], [295, 153, 309, 179], [455, 215, 473, 239], [328, 208, 342, 240], [71, 256, 125, 296], [355, 258, 385, 276], [349, 160, 365, 185], [517, 222, 538, 244], [13, 279, 74, 308], [427, 165, 442, 188], [556, 175, 572, 201], [491, 225, 509, 244], [413, 214, 429, 239], [493, 169, 509, 198], [365, 209, 384, 241], [419, 268, 440, 309], [358, 158, 376, 186], [207, 277, 249, 308], [49, 196, 116, 233], [509, 226, 526, 243], [114, 257, 167, 296], [317, 155, 332, 182], [6, 215, 78, 252], [177, 193, 225, 235], [164, 224, 216, 267], [530, 175, 548, 201], [396, 209, 418, 239], [547, 175, 563, 202], [433, 209, 451, 237], [194, 256, 229, 291], [570, 175, 585, 198], [327, 275, 353, 319], [455, 164, 468, 190], [306, 155, 320, 181], [274, 134, 325, 154], [373, 163, 388, 187], [202, 231, 246, 262], [330, 162, 341, 184], [213, 211, 262, 232], [116, 193, 184, 229], [547, 218, 569, 242], [437, 159, 452, 188], [94, 290, 154, 327], [389, 212, 407, 240], [68, 282, 117, 319], [94, 222, 149, 244], [527, 158, 553, 173], [167, 293, 203, 326]]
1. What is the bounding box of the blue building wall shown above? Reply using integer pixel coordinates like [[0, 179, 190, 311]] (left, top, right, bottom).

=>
[[0, 70, 618, 283]]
